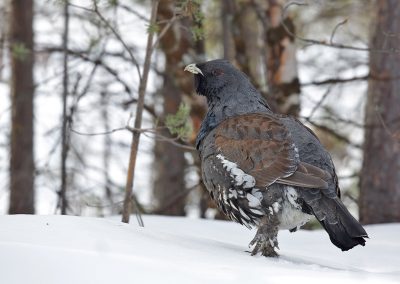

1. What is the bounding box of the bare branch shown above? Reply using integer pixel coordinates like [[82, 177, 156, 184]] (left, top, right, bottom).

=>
[[92, 1, 142, 80], [38, 47, 134, 95], [59, 0, 70, 215], [304, 119, 362, 149], [308, 85, 333, 119], [301, 72, 400, 87], [70, 127, 127, 136], [301, 74, 369, 87], [118, 3, 149, 22], [70, 124, 197, 152], [151, 14, 185, 52], [375, 105, 400, 142], [330, 18, 348, 44], [282, 2, 400, 53], [122, 98, 157, 118], [70, 2, 143, 80], [121, 0, 158, 225], [152, 183, 200, 215]]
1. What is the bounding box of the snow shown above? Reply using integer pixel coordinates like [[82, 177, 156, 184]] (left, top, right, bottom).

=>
[[0, 215, 399, 284]]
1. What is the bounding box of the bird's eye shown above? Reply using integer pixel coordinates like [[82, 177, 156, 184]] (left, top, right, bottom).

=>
[[212, 68, 224, 76]]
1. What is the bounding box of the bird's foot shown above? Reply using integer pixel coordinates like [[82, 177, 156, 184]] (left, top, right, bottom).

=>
[[248, 231, 279, 257]]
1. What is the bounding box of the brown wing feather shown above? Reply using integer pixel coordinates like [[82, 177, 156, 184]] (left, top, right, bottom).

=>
[[214, 113, 330, 189]]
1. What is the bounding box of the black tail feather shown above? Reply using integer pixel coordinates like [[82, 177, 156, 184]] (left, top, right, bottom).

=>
[[302, 194, 368, 251], [319, 199, 367, 251]]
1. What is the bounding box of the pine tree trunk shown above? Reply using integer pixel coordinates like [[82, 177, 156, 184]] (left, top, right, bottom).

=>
[[232, 1, 263, 89], [222, 0, 263, 89], [8, 0, 35, 214], [153, 0, 192, 215], [60, 0, 69, 215], [265, 0, 301, 116], [222, 0, 301, 117], [360, 0, 400, 224]]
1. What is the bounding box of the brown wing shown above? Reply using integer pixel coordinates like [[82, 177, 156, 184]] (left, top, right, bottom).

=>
[[214, 113, 330, 189]]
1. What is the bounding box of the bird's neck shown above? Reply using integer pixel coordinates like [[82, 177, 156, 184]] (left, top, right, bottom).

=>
[[196, 92, 272, 149]]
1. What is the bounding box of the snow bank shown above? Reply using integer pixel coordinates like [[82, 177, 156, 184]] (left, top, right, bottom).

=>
[[0, 215, 398, 284]]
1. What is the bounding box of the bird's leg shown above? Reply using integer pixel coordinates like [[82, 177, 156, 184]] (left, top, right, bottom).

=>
[[249, 215, 279, 257]]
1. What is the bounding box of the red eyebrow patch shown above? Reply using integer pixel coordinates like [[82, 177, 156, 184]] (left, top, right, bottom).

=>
[[213, 68, 224, 76]]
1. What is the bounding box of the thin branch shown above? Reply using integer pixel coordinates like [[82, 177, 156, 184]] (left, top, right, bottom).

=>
[[121, 0, 159, 225], [375, 105, 400, 142], [68, 3, 93, 13], [301, 74, 369, 87], [59, 0, 70, 215], [122, 98, 157, 118], [338, 173, 359, 180], [143, 132, 196, 152], [151, 14, 185, 52], [39, 47, 133, 94], [152, 183, 200, 215], [308, 85, 333, 119], [70, 2, 142, 80], [93, 1, 142, 80], [301, 72, 400, 87], [118, 3, 149, 22], [70, 127, 126, 136], [304, 119, 362, 149], [70, 124, 196, 152], [330, 18, 348, 44], [282, 2, 400, 53]]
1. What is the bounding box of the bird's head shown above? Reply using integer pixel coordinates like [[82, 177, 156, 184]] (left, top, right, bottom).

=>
[[186, 60, 272, 147], [184, 59, 251, 101]]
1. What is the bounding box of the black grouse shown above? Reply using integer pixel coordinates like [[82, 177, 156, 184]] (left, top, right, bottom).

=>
[[184, 59, 368, 257]]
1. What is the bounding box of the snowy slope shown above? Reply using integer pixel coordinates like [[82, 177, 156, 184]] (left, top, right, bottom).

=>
[[0, 215, 398, 284]]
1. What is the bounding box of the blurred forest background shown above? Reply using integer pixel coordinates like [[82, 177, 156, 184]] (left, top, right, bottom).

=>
[[0, 0, 399, 225]]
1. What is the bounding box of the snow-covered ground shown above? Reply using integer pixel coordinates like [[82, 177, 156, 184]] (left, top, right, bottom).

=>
[[0, 215, 398, 284]]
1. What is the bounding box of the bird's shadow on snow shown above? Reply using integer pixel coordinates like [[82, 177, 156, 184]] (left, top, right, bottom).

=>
[[277, 254, 363, 272], [239, 248, 368, 274]]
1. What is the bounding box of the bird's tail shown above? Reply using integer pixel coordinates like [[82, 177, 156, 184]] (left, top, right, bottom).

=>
[[304, 195, 368, 251]]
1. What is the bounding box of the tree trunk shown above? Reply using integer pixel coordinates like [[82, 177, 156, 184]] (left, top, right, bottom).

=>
[[264, 0, 301, 116], [59, 0, 69, 215], [153, 0, 193, 215], [101, 91, 113, 211], [121, 0, 158, 224], [232, 1, 263, 89], [222, 0, 300, 116], [222, 0, 263, 89], [8, 0, 35, 214], [0, 3, 7, 81], [360, 0, 400, 224]]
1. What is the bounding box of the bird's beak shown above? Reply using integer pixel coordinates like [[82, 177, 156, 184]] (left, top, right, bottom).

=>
[[184, 63, 204, 76]]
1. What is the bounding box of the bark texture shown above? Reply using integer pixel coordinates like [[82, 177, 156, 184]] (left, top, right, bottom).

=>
[[360, 0, 400, 224], [222, 0, 263, 89], [265, 0, 301, 116], [153, 0, 194, 215], [8, 0, 35, 214]]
